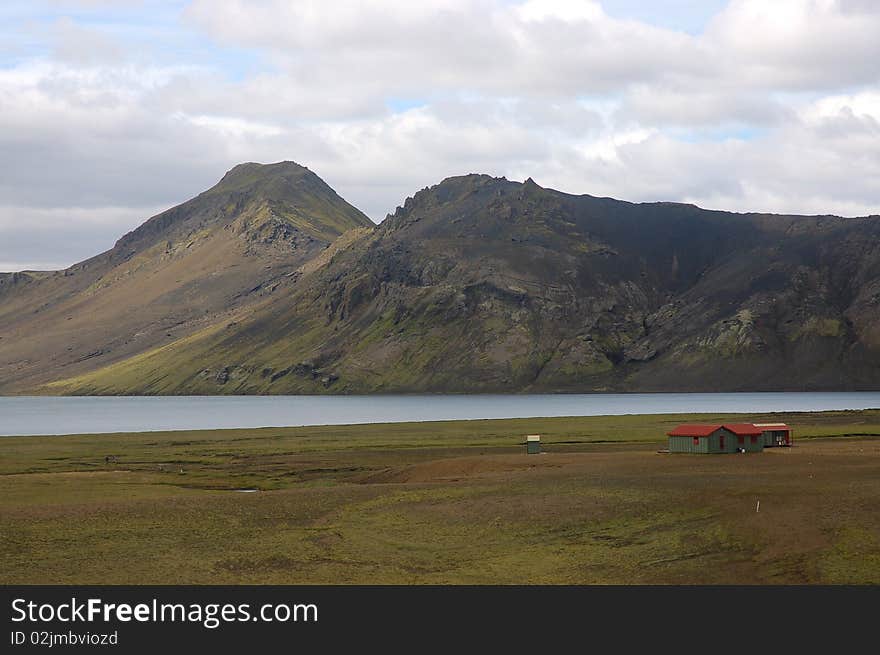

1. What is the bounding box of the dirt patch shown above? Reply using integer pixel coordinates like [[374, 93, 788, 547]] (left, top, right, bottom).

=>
[[356, 453, 578, 484], [1, 470, 135, 480]]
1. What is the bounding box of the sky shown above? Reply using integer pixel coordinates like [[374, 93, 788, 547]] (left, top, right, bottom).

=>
[[1, 0, 879, 271]]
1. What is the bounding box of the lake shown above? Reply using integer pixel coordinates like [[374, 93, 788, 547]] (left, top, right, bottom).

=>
[[2, 392, 880, 436]]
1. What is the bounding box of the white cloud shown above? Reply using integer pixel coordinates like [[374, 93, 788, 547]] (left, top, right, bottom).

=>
[[705, 0, 880, 89], [184, 0, 702, 99], [803, 90, 880, 124], [185, 114, 284, 138], [516, 0, 605, 22], [0, 204, 165, 271], [51, 16, 125, 65]]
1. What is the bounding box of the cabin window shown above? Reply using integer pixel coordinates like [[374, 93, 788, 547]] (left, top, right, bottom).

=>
[[737, 436, 744, 445], [751, 435, 757, 444], [719, 435, 725, 449], [693, 437, 700, 446]]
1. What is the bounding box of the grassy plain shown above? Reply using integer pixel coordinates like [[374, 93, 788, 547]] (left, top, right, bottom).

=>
[[2, 410, 879, 584]]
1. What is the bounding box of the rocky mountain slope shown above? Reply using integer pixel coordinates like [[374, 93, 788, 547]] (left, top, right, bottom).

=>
[[12, 167, 878, 395], [0, 161, 373, 392]]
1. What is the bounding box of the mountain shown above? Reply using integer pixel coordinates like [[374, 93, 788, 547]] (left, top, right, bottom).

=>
[[0, 161, 373, 393], [8, 168, 876, 395]]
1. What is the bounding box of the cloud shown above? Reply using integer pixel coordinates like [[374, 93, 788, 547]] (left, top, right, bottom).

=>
[[51, 16, 126, 65], [0, 205, 165, 271], [181, 0, 708, 104], [185, 0, 880, 103], [0, 61, 229, 210], [706, 0, 880, 89]]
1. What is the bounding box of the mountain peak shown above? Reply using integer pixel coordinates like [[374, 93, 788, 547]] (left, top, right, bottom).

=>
[[384, 173, 512, 224], [416, 173, 545, 201], [212, 160, 315, 194], [432, 173, 508, 192], [113, 161, 372, 255]]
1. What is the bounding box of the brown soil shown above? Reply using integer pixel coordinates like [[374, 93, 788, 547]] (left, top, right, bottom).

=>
[[356, 453, 571, 483]]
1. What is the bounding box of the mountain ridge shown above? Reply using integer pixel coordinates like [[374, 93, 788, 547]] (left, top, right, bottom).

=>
[[2, 162, 880, 395]]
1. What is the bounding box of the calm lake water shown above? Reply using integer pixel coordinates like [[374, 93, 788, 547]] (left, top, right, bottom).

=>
[[1, 392, 880, 437]]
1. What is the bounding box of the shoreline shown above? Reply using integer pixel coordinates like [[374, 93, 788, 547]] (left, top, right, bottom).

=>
[[3, 406, 880, 439], [4, 393, 880, 437]]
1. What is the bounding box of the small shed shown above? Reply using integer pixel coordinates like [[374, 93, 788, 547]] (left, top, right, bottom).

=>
[[753, 423, 792, 447], [667, 424, 764, 454], [526, 434, 541, 454]]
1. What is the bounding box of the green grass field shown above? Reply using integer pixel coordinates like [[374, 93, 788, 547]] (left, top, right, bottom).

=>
[[2, 410, 880, 584]]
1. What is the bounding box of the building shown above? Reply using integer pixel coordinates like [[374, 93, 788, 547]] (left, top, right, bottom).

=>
[[753, 423, 792, 447], [667, 424, 765, 454], [526, 434, 541, 454]]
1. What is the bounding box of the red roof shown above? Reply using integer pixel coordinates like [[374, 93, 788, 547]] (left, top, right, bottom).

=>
[[724, 423, 764, 436], [667, 424, 719, 437], [667, 423, 764, 437]]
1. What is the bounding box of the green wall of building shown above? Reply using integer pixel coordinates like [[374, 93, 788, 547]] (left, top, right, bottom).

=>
[[669, 435, 710, 454], [669, 428, 763, 454]]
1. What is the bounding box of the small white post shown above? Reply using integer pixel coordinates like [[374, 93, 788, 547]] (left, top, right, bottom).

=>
[[756, 500, 760, 513]]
